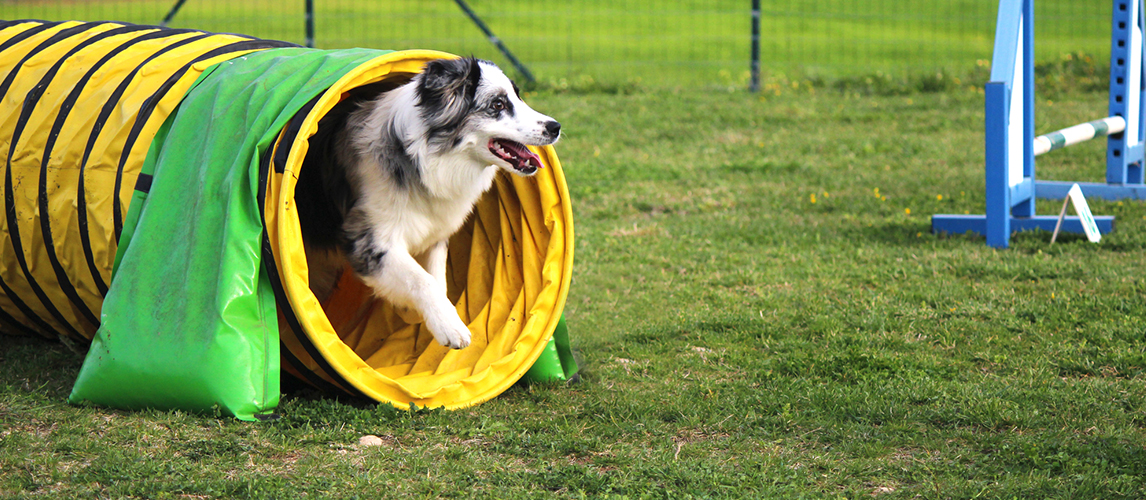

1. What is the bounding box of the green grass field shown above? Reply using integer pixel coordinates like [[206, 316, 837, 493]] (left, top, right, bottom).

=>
[[3, 2, 1146, 498]]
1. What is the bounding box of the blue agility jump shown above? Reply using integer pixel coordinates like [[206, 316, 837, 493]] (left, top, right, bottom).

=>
[[932, 0, 1146, 248]]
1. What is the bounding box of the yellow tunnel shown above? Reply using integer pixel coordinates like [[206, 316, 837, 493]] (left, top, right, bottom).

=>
[[0, 20, 574, 413]]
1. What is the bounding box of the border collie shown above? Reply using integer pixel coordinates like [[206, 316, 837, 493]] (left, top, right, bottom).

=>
[[296, 57, 561, 349]]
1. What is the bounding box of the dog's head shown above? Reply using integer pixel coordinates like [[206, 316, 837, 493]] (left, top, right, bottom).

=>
[[416, 57, 560, 176]]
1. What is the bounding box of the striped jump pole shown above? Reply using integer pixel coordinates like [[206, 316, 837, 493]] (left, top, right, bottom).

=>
[[1032, 116, 1127, 156]]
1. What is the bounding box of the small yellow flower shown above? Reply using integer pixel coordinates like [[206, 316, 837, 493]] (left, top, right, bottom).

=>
[[905, 208, 911, 215], [823, 191, 830, 198], [936, 194, 943, 201], [810, 193, 817, 204]]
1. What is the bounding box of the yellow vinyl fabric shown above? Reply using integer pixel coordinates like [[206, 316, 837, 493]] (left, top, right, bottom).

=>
[[263, 51, 575, 408], [2, 19, 575, 411], [0, 20, 285, 341]]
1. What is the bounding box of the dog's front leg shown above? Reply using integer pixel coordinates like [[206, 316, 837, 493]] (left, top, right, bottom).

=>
[[395, 241, 449, 325], [418, 240, 449, 293], [361, 249, 471, 349]]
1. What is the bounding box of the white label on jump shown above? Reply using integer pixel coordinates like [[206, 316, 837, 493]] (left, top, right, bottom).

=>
[[1067, 183, 1102, 243]]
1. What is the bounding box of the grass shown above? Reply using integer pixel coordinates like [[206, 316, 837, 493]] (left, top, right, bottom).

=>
[[3, 75, 1146, 497], [2, 2, 1145, 497]]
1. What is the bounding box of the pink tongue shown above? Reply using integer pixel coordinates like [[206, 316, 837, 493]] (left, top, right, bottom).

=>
[[492, 139, 544, 170]]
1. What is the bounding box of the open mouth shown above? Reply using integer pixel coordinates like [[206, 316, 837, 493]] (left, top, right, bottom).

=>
[[489, 139, 543, 174]]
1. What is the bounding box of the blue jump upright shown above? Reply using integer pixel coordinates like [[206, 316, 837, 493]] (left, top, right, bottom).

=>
[[932, 0, 1145, 248]]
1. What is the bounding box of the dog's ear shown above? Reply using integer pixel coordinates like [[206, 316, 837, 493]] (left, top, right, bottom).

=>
[[419, 57, 481, 104], [417, 57, 483, 145]]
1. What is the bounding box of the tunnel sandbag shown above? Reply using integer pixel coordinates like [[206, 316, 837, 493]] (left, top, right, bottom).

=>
[[523, 316, 578, 383], [0, 21, 575, 417]]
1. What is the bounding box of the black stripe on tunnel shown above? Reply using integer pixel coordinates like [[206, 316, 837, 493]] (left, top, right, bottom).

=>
[[0, 276, 54, 338], [0, 21, 65, 338], [133, 174, 153, 194], [77, 31, 214, 297], [257, 97, 369, 398], [112, 38, 298, 243], [0, 309, 41, 337], [28, 24, 158, 330], [1, 22, 112, 342], [0, 21, 61, 55], [272, 96, 322, 174], [70, 27, 199, 297]]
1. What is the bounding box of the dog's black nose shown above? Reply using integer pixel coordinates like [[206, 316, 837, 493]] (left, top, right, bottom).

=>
[[544, 120, 561, 137]]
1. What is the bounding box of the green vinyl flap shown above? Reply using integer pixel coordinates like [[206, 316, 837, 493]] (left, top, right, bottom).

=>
[[69, 47, 392, 420]]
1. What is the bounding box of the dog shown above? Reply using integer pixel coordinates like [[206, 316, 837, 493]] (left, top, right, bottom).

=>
[[295, 57, 561, 350]]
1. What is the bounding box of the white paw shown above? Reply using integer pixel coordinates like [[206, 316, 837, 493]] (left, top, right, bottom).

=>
[[424, 310, 471, 349]]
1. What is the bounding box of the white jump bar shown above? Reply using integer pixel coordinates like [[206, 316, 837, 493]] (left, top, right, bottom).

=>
[[1033, 116, 1126, 156]]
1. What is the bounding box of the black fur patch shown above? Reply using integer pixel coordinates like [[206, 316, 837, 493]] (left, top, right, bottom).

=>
[[489, 92, 514, 118], [416, 57, 483, 148], [380, 121, 419, 189], [341, 213, 388, 277]]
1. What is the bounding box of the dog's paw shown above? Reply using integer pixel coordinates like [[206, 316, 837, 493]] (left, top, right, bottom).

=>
[[424, 311, 471, 349]]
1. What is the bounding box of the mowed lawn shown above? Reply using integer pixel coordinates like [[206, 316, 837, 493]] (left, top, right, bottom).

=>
[[2, 75, 1145, 497], [2, 1, 1145, 498]]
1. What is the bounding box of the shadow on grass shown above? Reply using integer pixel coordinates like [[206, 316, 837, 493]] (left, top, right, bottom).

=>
[[936, 227, 1146, 254], [0, 334, 85, 400], [850, 219, 948, 247], [0, 331, 392, 417]]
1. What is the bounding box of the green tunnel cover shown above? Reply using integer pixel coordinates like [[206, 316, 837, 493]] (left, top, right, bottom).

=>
[[68, 46, 577, 420], [69, 47, 390, 420]]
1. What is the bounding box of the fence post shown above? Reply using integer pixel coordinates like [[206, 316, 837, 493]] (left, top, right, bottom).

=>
[[453, 0, 536, 84], [305, 0, 315, 48], [159, 0, 188, 27], [750, 0, 761, 92]]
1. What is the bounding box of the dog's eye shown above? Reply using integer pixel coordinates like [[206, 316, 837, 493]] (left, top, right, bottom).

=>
[[492, 98, 507, 112]]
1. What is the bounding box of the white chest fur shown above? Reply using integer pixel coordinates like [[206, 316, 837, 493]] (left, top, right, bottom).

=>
[[355, 157, 499, 255]]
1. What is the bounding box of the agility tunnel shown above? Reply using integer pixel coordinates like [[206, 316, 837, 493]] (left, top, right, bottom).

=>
[[0, 20, 577, 420]]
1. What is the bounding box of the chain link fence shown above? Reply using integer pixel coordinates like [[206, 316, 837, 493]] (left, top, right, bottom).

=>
[[2, 1, 1111, 89]]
